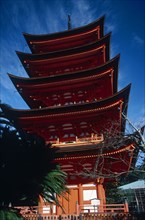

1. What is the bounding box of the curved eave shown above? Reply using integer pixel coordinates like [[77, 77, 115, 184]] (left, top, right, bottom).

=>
[[17, 33, 111, 76], [56, 142, 135, 160], [9, 55, 119, 93], [23, 16, 104, 53], [56, 139, 135, 154], [0, 84, 131, 131], [56, 142, 135, 184]]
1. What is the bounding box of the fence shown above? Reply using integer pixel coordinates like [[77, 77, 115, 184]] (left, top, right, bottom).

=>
[[77, 203, 129, 214], [18, 203, 136, 220], [23, 213, 134, 220]]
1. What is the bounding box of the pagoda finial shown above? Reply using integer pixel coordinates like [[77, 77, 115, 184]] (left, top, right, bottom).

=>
[[68, 14, 72, 30]]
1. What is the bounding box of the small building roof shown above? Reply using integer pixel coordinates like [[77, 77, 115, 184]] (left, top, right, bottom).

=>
[[119, 180, 145, 190]]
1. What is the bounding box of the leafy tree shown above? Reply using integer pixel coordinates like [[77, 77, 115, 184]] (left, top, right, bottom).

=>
[[0, 208, 23, 220], [0, 111, 67, 217], [105, 182, 122, 204]]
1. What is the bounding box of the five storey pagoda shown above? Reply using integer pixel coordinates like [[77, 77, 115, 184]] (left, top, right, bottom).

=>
[[1, 16, 136, 215]]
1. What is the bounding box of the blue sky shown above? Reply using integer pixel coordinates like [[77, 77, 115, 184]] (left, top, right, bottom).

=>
[[0, 0, 144, 126]]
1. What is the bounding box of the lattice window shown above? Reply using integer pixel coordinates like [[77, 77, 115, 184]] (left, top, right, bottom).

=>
[[80, 121, 88, 128]]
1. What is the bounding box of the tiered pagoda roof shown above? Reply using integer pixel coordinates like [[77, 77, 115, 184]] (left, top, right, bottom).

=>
[[1, 16, 135, 184], [1, 85, 130, 137], [9, 55, 119, 108], [23, 16, 104, 53], [17, 33, 110, 77]]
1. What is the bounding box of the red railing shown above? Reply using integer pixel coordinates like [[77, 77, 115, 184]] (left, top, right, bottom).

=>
[[52, 134, 104, 146], [22, 213, 132, 220], [78, 203, 128, 214], [16, 202, 128, 215]]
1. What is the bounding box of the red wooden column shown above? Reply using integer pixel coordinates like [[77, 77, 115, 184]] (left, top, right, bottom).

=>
[[56, 196, 62, 215], [38, 195, 43, 214], [78, 183, 83, 213], [96, 178, 105, 212]]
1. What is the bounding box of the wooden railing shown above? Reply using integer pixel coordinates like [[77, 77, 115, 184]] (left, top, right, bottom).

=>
[[52, 134, 104, 146], [16, 202, 131, 220], [22, 213, 133, 220], [78, 203, 128, 214]]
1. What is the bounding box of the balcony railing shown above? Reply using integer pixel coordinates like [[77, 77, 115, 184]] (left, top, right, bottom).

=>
[[16, 203, 129, 216], [78, 203, 128, 214], [52, 134, 104, 147], [21, 212, 132, 220]]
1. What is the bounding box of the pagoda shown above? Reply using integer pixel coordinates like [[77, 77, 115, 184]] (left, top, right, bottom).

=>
[[1, 16, 136, 215]]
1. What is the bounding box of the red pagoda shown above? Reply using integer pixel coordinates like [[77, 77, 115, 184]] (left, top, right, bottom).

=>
[[1, 16, 136, 215]]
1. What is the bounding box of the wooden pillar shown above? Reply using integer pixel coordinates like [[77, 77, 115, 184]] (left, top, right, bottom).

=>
[[78, 184, 83, 213], [56, 196, 62, 215], [38, 195, 43, 215], [96, 178, 105, 212], [102, 184, 106, 204], [124, 198, 129, 212]]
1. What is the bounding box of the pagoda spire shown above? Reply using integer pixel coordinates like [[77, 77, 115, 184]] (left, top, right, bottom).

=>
[[68, 14, 72, 30]]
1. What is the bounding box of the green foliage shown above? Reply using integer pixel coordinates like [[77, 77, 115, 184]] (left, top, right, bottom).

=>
[[105, 182, 122, 204], [41, 166, 68, 206], [0, 116, 67, 207], [0, 208, 23, 220]]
